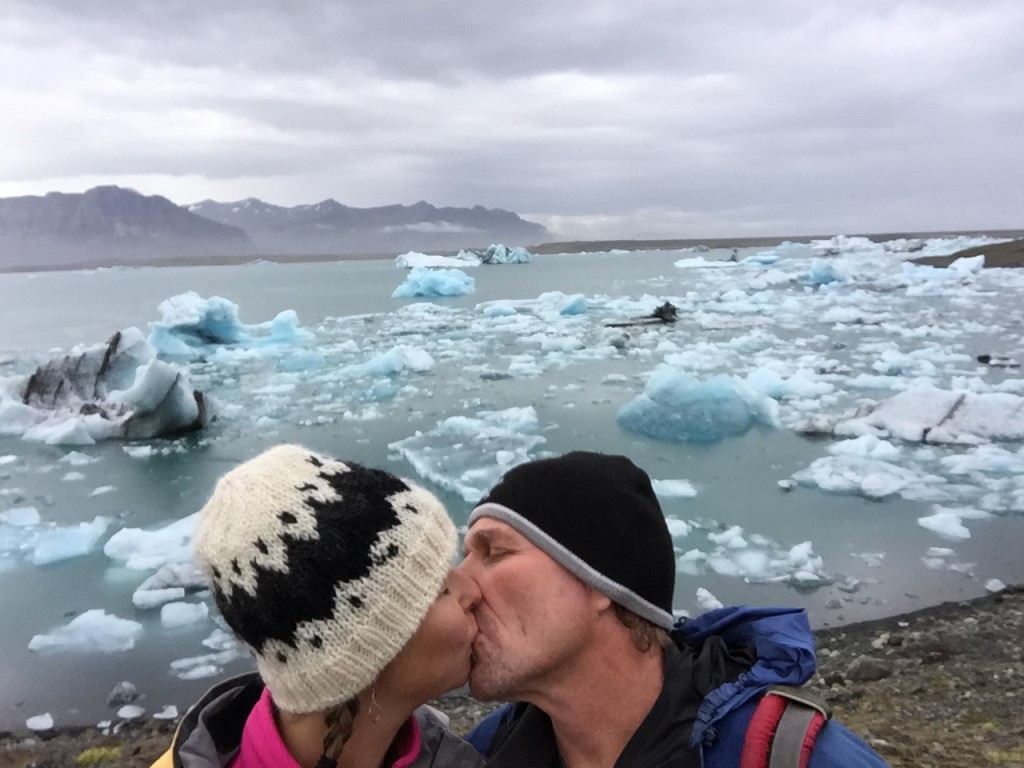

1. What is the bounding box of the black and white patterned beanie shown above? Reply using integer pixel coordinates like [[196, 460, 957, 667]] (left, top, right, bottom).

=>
[[193, 444, 456, 714], [469, 451, 675, 629]]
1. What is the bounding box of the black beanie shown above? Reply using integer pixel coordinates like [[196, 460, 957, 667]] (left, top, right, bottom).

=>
[[469, 451, 675, 629]]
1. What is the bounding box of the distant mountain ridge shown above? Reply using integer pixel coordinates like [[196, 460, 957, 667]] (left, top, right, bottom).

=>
[[0, 186, 550, 269], [188, 197, 549, 255], [0, 186, 252, 268]]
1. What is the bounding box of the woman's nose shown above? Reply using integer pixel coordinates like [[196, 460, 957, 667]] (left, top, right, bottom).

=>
[[448, 569, 482, 611]]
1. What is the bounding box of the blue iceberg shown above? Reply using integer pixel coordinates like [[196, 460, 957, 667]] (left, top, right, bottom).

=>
[[481, 244, 532, 264], [147, 292, 311, 358], [392, 267, 476, 298], [617, 369, 778, 443]]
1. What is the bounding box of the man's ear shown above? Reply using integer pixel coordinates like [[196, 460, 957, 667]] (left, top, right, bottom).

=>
[[588, 588, 613, 613]]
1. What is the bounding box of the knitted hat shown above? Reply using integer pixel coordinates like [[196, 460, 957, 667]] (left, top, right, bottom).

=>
[[469, 451, 675, 629], [193, 444, 456, 714]]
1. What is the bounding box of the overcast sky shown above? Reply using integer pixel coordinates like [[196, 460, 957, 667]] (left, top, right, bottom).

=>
[[2, 1, 1021, 240]]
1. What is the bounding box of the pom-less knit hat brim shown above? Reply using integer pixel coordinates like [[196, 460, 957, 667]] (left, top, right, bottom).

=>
[[194, 445, 456, 714], [469, 451, 676, 630]]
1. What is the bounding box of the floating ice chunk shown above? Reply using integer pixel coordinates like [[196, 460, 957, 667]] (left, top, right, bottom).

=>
[[389, 406, 545, 502], [940, 444, 1024, 475], [153, 705, 179, 720], [26, 713, 54, 731], [828, 435, 901, 461], [708, 525, 747, 548], [798, 258, 843, 285], [395, 251, 480, 269], [31, 515, 111, 565], [28, 609, 143, 653], [0, 400, 46, 436], [104, 512, 197, 570], [985, 578, 1007, 593], [652, 479, 697, 498], [791, 455, 931, 499], [90, 485, 116, 496], [61, 451, 97, 466], [161, 601, 209, 628], [147, 292, 311, 358], [392, 267, 475, 298], [169, 646, 242, 680], [558, 294, 588, 315], [617, 369, 779, 444], [696, 588, 724, 611], [476, 291, 587, 320], [745, 368, 834, 401], [134, 587, 186, 610], [480, 244, 532, 264], [340, 346, 434, 378], [123, 445, 156, 459], [5, 328, 214, 445], [1, 506, 40, 526], [664, 517, 692, 537], [836, 384, 1024, 443], [917, 505, 993, 540], [0, 454, 18, 465], [278, 350, 326, 372]]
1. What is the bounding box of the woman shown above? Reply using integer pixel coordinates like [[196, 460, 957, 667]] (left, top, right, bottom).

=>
[[152, 444, 483, 768]]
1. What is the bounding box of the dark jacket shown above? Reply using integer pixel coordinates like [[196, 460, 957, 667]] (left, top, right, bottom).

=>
[[468, 606, 889, 767], [150, 673, 483, 768]]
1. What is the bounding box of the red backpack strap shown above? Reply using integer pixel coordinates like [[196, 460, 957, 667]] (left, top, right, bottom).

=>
[[739, 686, 831, 768]]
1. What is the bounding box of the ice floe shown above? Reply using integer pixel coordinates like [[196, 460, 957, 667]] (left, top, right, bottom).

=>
[[0, 327, 214, 444], [392, 266, 476, 298], [28, 610, 143, 653]]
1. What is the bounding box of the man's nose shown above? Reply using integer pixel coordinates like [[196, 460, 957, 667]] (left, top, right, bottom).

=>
[[448, 568, 482, 611]]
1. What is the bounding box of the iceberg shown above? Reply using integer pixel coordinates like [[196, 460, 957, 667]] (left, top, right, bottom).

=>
[[480, 244, 532, 264], [834, 384, 1024, 443], [395, 251, 480, 269], [104, 512, 197, 571], [147, 291, 311, 359], [30, 515, 112, 566], [392, 267, 476, 298], [1, 328, 213, 444], [340, 345, 435, 378], [28, 609, 143, 653], [617, 369, 779, 444]]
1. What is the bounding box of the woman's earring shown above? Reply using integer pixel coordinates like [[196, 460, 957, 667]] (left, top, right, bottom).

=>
[[368, 688, 383, 723]]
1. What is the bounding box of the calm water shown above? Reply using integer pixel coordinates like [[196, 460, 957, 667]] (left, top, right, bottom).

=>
[[1, 245, 1021, 729]]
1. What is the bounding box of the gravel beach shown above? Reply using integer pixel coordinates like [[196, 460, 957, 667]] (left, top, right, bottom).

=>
[[2, 585, 1021, 768]]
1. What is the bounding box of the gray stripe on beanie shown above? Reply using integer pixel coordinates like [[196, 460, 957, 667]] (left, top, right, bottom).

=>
[[469, 502, 675, 630]]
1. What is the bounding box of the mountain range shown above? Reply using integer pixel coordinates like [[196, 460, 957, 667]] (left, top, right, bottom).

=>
[[0, 186, 550, 269]]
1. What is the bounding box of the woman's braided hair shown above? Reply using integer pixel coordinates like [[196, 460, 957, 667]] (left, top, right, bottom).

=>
[[316, 697, 360, 768]]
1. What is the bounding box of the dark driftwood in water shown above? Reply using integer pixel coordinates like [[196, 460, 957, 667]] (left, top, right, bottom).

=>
[[606, 301, 679, 328]]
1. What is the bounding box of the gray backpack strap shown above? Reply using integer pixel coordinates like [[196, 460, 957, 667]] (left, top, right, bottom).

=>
[[765, 686, 832, 768]]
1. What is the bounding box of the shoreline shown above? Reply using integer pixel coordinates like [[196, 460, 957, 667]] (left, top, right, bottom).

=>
[[2, 229, 1022, 275], [2, 585, 1021, 767]]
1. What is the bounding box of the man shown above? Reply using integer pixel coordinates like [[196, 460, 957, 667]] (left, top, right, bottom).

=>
[[458, 451, 888, 767]]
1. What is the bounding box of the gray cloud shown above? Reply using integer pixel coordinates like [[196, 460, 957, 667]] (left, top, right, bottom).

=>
[[2, 0, 1022, 239]]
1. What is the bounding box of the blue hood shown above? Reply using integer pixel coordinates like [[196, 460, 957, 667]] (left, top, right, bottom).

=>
[[675, 606, 817, 748]]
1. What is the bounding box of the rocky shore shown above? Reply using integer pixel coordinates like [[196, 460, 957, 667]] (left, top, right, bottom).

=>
[[2, 586, 1021, 768]]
